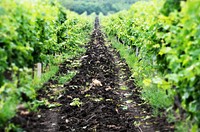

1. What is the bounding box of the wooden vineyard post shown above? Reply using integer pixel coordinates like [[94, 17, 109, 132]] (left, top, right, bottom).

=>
[[32, 63, 43, 79], [36, 63, 42, 79], [136, 47, 139, 57]]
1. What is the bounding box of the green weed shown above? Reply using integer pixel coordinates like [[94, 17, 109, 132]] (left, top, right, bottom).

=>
[[32, 65, 59, 90], [110, 37, 173, 113], [120, 86, 129, 91], [58, 71, 77, 84], [4, 123, 22, 132], [142, 86, 172, 111], [70, 98, 82, 107]]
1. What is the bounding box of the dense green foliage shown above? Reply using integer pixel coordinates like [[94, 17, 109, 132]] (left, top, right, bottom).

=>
[[110, 37, 173, 112], [103, 0, 200, 129], [161, 0, 185, 16], [58, 0, 138, 15], [1, 0, 199, 131], [0, 0, 92, 127]]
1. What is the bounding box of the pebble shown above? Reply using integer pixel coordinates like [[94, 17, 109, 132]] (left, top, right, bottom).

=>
[[52, 123, 56, 126], [65, 119, 69, 123]]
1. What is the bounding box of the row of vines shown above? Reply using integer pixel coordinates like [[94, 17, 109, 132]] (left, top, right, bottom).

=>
[[103, 0, 200, 130], [0, 0, 92, 128]]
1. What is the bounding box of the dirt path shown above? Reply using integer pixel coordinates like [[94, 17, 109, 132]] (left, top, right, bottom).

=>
[[13, 18, 174, 132]]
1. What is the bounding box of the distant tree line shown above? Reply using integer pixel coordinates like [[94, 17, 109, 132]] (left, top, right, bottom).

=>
[[58, 0, 139, 15]]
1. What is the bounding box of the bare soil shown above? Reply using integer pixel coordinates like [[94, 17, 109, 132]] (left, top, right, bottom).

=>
[[12, 18, 174, 132]]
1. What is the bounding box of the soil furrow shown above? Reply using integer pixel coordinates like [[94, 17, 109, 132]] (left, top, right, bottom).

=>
[[57, 17, 136, 132], [12, 17, 174, 132]]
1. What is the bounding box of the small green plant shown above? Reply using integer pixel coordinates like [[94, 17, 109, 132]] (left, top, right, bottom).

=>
[[70, 98, 82, 107], [4, 123, 22, 132], [92, 97, 104, 102], [40, 65, 59, 85], [26, 100, 46, 112], [121, 105, 128, 110], [120, 86, 129, 91], [85, 94, 91, 97], [142, 86, 172, 110], [47, 102, 62, 108], [58, 71, 77, 84], [111, 38, 173, 111], [133, 121, 141, 127]]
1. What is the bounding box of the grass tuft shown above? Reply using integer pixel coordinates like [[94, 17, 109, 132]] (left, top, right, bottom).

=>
[[110, 36, 173, 113]]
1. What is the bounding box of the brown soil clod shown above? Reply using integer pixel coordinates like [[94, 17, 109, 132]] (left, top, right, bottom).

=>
[[12, 17, 174, 132]]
